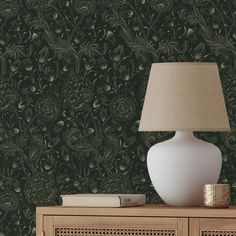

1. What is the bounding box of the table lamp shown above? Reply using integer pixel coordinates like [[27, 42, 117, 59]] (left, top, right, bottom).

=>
[[139, 62, 230, 206]]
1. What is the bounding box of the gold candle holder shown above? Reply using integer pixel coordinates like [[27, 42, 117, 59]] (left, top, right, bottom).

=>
[[203, 184, 231, 208]]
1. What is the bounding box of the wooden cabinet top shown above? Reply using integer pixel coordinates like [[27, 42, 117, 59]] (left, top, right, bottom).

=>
[[37, 204, 236, 218]]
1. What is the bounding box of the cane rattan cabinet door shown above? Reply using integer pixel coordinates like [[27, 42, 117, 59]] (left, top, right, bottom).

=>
[[44, 216, 188, 236], [190, 218, 236, 236]]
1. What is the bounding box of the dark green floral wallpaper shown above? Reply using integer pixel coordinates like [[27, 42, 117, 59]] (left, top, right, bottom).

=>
[[0, 0, 236, 234]]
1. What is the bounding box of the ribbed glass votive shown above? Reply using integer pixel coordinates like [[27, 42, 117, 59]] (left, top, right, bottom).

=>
[[203, 184, 230, 208]]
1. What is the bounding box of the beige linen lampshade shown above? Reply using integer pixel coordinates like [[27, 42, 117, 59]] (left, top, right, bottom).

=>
[[139, 62, 230, 131]]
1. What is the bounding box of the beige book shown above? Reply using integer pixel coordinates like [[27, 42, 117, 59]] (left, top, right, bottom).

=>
[[60, 194, 146, 207]]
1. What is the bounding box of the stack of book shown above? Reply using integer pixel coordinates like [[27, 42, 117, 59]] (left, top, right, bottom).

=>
[[60, 194, 146, 207]]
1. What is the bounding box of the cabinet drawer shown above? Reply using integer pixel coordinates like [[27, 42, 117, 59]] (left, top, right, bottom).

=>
[[44, 216, 188, 236], [190, 218, 236, 236]]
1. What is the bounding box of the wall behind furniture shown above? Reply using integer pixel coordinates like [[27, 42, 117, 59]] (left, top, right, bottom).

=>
[[0, 0, 236, 234]]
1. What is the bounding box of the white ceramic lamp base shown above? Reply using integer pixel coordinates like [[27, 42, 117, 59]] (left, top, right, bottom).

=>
[[147, 131, 222, 207]]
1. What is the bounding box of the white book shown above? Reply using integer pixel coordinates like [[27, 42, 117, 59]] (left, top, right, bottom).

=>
[[60, 194, 146, 207]]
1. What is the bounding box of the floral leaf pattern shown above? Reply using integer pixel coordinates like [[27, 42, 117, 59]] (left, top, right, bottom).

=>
[[0, 0, 236, 235]]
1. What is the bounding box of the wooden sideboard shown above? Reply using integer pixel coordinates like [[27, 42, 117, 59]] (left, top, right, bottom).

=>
[[36, 205, 236, 236]]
